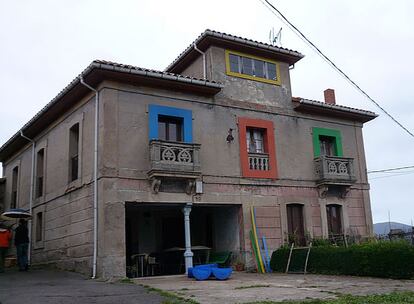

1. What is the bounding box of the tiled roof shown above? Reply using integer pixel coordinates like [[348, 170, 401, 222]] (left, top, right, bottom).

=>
[[293, 97, 378, 122], [0, 60, 223, 160], [93, 60, 223, 87], [166, 29, 304, 72]]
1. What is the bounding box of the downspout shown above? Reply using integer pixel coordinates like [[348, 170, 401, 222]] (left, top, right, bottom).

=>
[[19, 131, 35, 265], [79, 76, 99, 279], [193, 43, 206, 79]]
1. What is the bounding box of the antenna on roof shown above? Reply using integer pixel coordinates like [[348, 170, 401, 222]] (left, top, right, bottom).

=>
[[269, 27, 282, 47]]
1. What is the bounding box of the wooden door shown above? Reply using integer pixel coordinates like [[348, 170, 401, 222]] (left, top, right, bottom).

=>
[[287, 204, 306, 246]]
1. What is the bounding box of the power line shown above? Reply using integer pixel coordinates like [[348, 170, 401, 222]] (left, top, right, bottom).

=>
[[367, 165, 414, 174], [368, 170, 414, 180], [259, 0, 414, 138]]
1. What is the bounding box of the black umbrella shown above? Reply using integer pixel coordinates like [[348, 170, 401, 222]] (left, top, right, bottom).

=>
[[1, 208, 32, 220]]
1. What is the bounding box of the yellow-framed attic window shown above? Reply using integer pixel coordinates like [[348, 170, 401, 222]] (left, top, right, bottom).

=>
[[225, 50, 281, 85]]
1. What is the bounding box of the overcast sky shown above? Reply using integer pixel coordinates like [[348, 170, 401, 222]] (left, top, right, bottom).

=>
[[0, 0, 413, 225]]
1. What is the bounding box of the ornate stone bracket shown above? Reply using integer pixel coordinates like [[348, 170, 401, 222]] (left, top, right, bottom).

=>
[[151, 178, 161, 194], [186, 180, 196, 195], [317, 184, 351, 198], [318, 185, 329, 198], [340, 186, 351, 199]]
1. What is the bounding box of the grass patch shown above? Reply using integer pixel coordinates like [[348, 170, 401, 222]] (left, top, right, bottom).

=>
[[142, 285, 199, 304], [245, 291, 414, 304], [235, 284, 271, 290], [118, 277, 134, 284]]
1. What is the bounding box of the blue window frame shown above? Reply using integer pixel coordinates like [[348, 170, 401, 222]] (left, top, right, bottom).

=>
[[148, 104, 193, 143]]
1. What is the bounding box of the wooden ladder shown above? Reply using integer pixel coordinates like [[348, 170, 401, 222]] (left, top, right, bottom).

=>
[[285, 242, 312, 274]]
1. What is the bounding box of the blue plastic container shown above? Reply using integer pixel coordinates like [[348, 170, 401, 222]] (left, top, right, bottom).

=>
[[212, 267, 232, 280], [192, 267, 212, 281]]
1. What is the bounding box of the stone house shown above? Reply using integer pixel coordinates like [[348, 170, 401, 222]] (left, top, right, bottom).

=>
[[0, 30, 377, 278]]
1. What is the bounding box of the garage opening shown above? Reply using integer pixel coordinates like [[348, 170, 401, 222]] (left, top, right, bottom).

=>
[[125, 203, 242, 277]]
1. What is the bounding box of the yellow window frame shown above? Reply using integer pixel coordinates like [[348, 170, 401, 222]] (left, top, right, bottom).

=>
[[225, 50, 281, 85]]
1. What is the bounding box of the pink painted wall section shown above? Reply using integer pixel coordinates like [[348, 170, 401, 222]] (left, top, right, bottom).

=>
[[254, 206, 283, 250]]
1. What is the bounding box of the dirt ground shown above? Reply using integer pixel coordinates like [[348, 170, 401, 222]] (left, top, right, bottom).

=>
[[137, 272, 414, 304]]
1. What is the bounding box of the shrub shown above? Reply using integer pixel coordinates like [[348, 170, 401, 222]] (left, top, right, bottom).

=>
[[270, 240, 414, 279]]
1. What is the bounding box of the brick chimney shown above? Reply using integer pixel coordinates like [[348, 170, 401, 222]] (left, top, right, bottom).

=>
[[324, 88, 336, 105]]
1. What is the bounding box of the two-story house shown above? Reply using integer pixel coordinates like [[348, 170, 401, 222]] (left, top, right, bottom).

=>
[[0, 30, 377, 278]]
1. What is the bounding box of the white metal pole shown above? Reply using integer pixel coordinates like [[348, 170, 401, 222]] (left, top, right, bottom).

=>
[[183, 203, 193, 274]]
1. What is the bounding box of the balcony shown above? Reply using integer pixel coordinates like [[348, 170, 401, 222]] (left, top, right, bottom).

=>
[[314, 155, 356, 186], [148, 140, 201, 179], [248, 153, 270, 171]]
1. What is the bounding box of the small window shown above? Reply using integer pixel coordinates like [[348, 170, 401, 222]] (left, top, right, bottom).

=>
[[326, 204, 342, 236], [36, 149, 45, 198], [158, 116, 183, 142], [319, 136, 336, 156], [246, 128, 265, 154], [36, 212, 43, 242], [312, 127, 343, 157], [11, 166, 19, 209], [226, 50, 280, 85], [69, 123, 80, 182], [238, 117, 277, 178]]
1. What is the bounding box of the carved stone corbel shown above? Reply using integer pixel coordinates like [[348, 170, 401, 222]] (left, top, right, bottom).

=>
[[318, 185, 329, 198], [340, 186, 351, 199], [186, 180, 195, 195], [151, 178, 161, 194]]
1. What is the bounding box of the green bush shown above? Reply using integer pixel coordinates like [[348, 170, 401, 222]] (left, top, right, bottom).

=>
[[270, 241, 414, 279]]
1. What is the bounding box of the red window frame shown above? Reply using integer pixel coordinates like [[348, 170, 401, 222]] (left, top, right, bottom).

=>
[[238, 117, 277, 179]]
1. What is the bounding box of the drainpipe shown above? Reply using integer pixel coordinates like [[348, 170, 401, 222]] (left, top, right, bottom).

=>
[[193, 43, 206, 79], [19, 131, 35, 265], [80, 76, 99, 279]]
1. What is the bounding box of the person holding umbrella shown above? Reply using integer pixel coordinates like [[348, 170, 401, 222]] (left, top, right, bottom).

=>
[[0, 223, 12, 273], [15, 219, 29, 271], [1, 208, 32, 272]]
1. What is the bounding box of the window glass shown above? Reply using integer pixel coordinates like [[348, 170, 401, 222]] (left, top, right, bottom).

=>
[[36, 212, 43, 242], [69, 123, 80, 182], [319, 136, 336, 156], [11, 166, 18, 209], [254, 59, 265, 78], [36, 149, 44, 198], [267, 63, 277, 80], [327, 205, 342, 235], [247, 128, 265, 153], [158, 116, 183, 142], [158, 121, 166, 140], [229, 54, 239, 73], [242, 57, 253, 76]]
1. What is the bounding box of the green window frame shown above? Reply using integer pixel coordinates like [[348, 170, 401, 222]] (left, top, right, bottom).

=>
[[312, 127, 343, 157]]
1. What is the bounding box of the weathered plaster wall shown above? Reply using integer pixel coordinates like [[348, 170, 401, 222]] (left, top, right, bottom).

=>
[[2, 92, 98, 275]]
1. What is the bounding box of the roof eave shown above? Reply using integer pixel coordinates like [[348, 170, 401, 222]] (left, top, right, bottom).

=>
[[166, 30, 304, 74], [293, 99, 378, 123], [0, 62, 223, 162]]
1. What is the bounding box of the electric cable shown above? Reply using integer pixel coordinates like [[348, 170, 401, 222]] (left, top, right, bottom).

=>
[[367, 165, 414, 174], [259, 0, 414, 138]]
